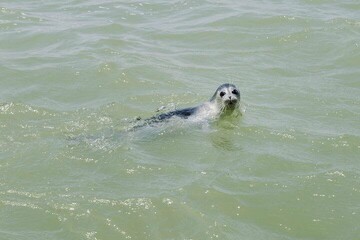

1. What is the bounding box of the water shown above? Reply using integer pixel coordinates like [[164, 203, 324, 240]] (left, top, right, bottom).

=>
[[1, 1, 359, 239]]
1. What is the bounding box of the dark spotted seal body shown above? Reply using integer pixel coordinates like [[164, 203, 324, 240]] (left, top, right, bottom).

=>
[[144, 83, 241, 125]]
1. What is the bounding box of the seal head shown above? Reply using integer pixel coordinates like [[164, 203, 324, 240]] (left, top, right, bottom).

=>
[[209, 83, 240, 116]]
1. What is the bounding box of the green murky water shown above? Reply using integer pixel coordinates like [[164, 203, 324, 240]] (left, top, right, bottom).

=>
[[1, 1, 359, 239]]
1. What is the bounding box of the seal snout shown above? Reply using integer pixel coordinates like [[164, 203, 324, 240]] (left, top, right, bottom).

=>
[[224, 97, 237, 105], [224, 97, 238, 106]]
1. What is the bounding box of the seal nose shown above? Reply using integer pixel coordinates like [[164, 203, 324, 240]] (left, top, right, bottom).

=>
[[229, 96, 232, 100]]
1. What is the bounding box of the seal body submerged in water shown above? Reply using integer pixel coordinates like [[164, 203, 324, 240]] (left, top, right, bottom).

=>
[[143, 83, 241, 125]]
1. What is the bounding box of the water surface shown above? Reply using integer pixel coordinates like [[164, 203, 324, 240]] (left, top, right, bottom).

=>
[[1, 1, 360, 239]]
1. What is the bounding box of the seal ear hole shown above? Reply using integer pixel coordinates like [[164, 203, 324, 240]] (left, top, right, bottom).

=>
[[219, 91, 226, 97], [232, 89, 239, 95]]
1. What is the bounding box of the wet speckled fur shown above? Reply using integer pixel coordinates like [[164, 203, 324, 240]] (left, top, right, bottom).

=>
[[145, 83, 240, 124]]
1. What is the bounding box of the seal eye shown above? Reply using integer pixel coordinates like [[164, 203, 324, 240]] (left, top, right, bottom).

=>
[[232, 89, 239, 95], [219, 91, 226, 98]]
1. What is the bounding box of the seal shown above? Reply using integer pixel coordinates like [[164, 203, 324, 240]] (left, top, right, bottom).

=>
[[143, 83, 241, 124]]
